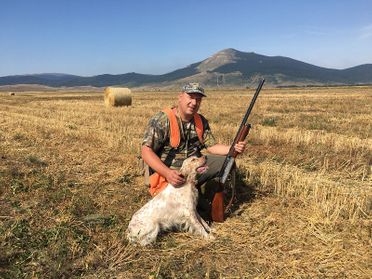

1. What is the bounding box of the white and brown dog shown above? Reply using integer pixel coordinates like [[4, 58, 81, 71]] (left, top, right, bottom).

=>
[[127, 156, 214, 246]]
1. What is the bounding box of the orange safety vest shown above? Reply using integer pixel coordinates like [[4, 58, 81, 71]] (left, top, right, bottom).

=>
[[149, 108, 204, 196]]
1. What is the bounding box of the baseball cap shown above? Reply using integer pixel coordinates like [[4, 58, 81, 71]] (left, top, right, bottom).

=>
[[181, 82, 206, 97]]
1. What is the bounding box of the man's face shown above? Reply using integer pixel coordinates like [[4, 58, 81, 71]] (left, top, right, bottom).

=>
[[178, 92, 203, 118]]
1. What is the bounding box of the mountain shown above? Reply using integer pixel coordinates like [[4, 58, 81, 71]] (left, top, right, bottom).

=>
[[0, 73, 80, 87], [1, 49, 371, 88]]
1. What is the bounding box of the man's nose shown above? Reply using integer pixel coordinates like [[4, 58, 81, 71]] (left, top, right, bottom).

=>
[[190, 98, 197, 105]]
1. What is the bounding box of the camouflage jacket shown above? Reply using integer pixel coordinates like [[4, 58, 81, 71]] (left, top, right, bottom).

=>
[[142, 110, 216, 170]]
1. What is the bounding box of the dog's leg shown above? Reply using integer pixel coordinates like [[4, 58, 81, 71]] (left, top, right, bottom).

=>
[[126, 217, 142, 243], [188, 213, 214, 240], [127, 217, 160, 246], [196, 213, 212, 233], [138, 222, 160, 246]]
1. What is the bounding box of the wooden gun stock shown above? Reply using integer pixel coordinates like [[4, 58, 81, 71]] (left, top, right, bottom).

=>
[[231, 124, 250, 157], [211, 191, 224, 222]]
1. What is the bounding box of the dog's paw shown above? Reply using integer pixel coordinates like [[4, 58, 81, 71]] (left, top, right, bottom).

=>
[[205, 232, 216, 241]]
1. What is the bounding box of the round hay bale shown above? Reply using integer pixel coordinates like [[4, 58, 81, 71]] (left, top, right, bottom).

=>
[[104, 87, 132, 107]]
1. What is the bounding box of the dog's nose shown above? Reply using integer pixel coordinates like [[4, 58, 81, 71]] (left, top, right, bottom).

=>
[[192, 146, 202, 157]]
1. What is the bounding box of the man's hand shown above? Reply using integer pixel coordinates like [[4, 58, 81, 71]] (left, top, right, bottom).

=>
[[207, 141, 247, 156], [165, 169, 185, 186], [234, 141, 247, 154]]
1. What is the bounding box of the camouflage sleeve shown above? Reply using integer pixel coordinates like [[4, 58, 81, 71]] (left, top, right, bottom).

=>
[[201, 115, 216, 148], [142, 111, 169, 153]]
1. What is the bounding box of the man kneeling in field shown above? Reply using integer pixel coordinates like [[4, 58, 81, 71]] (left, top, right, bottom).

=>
[[141, 82, 247, 219]]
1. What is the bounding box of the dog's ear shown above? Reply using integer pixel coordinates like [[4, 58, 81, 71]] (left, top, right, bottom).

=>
[[179, 164, 189, 177], [179, 158, 194, 177]]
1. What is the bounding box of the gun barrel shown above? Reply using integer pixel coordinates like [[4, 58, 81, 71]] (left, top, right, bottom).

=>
[[227, 79, 264, 155], [241, 79, 265, 127], [219, 79, 265, 180]]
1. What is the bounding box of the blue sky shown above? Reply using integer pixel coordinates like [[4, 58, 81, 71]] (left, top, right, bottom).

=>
[[1, 0, 372, 76]]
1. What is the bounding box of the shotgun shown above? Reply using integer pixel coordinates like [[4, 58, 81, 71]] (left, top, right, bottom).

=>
[[211, 79, 265, 222]]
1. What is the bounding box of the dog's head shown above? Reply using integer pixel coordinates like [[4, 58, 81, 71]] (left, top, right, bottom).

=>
[[179, 156, 208, 179]]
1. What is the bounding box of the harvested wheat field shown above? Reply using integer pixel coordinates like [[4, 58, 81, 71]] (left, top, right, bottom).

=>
[[0, 86, 371, 278]]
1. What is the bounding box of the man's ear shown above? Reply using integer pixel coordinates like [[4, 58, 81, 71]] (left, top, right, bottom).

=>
[[178, 92, 184, 102]]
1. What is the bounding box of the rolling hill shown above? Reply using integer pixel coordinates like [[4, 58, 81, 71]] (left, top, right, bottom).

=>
[[1, 49, 371, 87]]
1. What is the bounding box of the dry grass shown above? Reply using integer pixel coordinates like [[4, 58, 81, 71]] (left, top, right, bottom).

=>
[[0, 86, 371, 278]]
